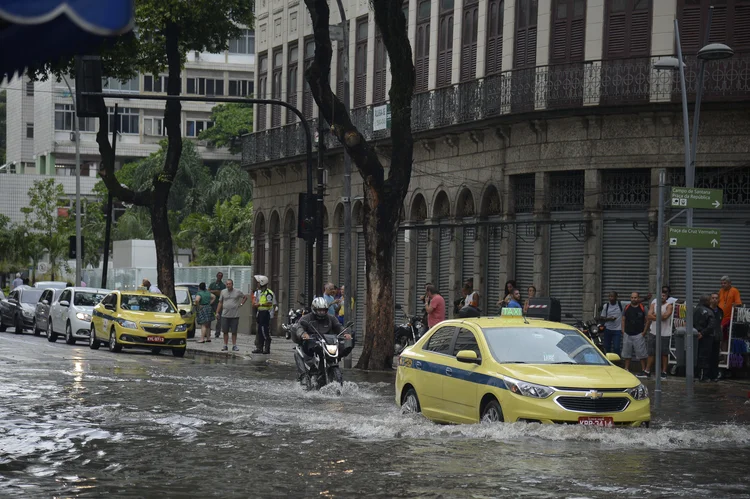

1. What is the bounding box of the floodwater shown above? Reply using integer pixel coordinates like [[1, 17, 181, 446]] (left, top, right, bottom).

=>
[[1, 334, 750, 498]]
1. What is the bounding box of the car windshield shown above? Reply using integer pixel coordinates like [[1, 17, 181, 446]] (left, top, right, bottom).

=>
[[120, 294, 176, 313], [74, 292, 106, 307], [482, 327, 609, 365], [175, 289, 191, 305], [22, 290, 44, 304]]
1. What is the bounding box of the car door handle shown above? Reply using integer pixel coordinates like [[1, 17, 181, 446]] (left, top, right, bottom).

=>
[[445, 367, 452, 376]]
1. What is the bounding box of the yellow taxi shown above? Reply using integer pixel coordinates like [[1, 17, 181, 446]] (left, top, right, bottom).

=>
[[396, 310, 650, 427], [89, 290, 190, 357]]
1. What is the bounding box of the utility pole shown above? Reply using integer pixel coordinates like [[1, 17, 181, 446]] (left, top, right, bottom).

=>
[[101, 105, 119, 289], [654, 169, 666, 407], [335, 0, 352, 368], [315, 43, 329, 298], [62, 76, 82, 287]]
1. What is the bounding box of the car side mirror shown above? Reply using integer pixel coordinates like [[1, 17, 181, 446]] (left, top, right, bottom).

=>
[[42, 300, 49, 305], [456, 350, 481, 364], [104, 304, 115, 311], [59, 300, 70, 308], [605, 353, 621, 363], [179, 309, 186, 316]]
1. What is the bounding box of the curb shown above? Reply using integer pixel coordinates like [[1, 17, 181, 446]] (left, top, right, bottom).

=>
[[187, 346, 294, 365]]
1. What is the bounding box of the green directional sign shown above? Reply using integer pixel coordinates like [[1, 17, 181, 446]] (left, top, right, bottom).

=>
[[670, 187, 723, 209], [668, 227, 721, 249]]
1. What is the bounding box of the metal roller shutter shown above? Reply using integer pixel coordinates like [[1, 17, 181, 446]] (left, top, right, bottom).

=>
[[515, 217, 535, 292], [356, 231, 366, 334], [270, 238, 281, 299], [288, 236, 298, 310], [338, 231, 347, 286], [395, 231, 406, 309], [462, 226, 475, 284], [549, 224, 584, 322], [601, 218, 650, 307], [414, 230, 429, 315], [322, 237, 329, 283], [486, 224, 503, 315], [669, 215, 750, 304], [438, 228, 452, 318]]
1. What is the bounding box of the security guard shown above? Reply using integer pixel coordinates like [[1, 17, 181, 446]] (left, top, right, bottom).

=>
[[252, 275, 276, 354]]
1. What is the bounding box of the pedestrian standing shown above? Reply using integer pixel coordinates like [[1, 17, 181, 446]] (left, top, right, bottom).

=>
[[458, 281, 481, 317], [600, 291, 624, 356], [695, 294, 716, 382], [707, 292, 724, 382], [216, 278, 246, 352], [523, 285, 537, 313], [194, 282, 216, 343], [498, 280, 517, 314], [11, 273, 23, 289], [718, 276, 742, 332], [424, 285, 445, 329], [643, 287, 676, 380], [142, 279, 161, 294], [251, 275, 275, 354], [621, 292, 648, 375], [209, 272, 226, 339]]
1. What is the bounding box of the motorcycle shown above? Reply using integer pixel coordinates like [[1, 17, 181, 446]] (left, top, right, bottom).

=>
[[394, 304, 425, 355], [282, 302, 307, 340], [294, 321, 355, 391], [569, 314, 605, 352]]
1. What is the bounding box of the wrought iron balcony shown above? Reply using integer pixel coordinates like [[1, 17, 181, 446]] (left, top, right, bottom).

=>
[[242, 52, 750, 168]]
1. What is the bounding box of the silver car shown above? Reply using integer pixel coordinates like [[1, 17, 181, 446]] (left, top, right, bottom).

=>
[[34, 288, 64, 336], [47, 287, 110, 344]]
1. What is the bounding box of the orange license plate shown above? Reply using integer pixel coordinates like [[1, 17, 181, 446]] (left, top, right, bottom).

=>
[[147, 336, 164, 343], [578, 416, 614, 427]]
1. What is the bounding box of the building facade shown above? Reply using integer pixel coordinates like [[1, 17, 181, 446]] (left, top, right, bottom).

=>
[[243, 0, 750, 331]]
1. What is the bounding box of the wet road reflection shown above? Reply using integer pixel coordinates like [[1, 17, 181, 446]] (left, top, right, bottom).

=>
[[1, 334, 749, 497]]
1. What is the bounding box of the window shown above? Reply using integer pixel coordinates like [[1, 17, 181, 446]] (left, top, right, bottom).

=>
[[678, 0, 750, 52], [415, 0, 431, 92], [186, 119, 214, 137], [515, 0, 538, 69], [107, 107, 139, 134], [486, 0, 504, 75], [103, 77, 139, 92], [229, 29, 255, 54], [604, 0, 651, 59], [453, 328, 481, 356], [437, 0, 455, 87], [59, 290, 71, 304], [26, 81, 34, 96], [373, 27, 387, 103], [425, 326, 456, 354], [302, 38, 315, 119], [54, 104, 96, 131], [271, 48, 283, 127], [460, 0, 479, 82], [257, 53, 268, 131], [354, 17, 368, 108], [186, 77, 224, 96], [484, 327, 608, 365], [144, 75, 168, 93], [229, 79, 253, 96], [287, 43, 299, 123], [144, 117, 165, 136], [26, 123, 34, 139], [550, 0, 586, 64]]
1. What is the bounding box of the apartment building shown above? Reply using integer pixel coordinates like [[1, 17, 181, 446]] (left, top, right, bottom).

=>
[[242, 0, 750, 330]]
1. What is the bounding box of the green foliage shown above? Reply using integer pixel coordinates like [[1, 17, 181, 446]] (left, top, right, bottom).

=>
[[177, 195, 253, 266], [113, 208, 153, 241], [199, 103, 253, 154]]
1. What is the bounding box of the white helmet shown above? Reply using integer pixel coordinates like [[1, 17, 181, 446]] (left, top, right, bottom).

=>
[[311, 297, 328, 318], [254, 275, 269, 286]]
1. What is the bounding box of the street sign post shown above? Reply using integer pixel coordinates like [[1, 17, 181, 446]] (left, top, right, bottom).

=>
[[670, 187, 723, 209], [668, 227, 721, 248]]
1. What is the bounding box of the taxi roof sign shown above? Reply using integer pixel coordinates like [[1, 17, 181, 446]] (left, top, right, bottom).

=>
[[501, 307, 523, 316]]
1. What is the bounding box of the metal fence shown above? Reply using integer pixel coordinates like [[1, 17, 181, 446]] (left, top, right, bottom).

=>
[[81, 266, 254, 292]]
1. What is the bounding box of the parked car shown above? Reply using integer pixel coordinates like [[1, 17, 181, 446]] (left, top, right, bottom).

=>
[[48, 287, 109, 344], [0, 286, 45, 333], [33, 281, 68, 290], [175, 286, 196, 339], [175, 283, 200, 300], [34, 288, 64, 336]]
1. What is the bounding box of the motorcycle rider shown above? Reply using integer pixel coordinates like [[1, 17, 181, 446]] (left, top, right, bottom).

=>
[[294, 297, 352, 377]]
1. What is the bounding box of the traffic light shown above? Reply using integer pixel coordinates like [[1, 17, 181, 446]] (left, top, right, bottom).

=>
[[74, 55, 103, 118], [69, 236, 85, 259], [297, 192, 323, 241]]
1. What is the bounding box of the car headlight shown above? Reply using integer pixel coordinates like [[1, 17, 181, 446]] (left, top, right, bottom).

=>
[[626, 384, 649, 401], [76, 312, 92, 322], [115, 318, 137, 329], [174, 323, 188, 332], [22, 310, 33, 318], [504, 377, 555, 399], [325, 344, 338, 355]]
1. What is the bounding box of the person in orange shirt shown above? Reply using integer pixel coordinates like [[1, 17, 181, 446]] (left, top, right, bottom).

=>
[[718, 275, 742, 330]]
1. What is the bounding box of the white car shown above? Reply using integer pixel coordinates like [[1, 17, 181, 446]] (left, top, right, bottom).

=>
[[47, 287, 109, 344], [34, 288, 64, 336]]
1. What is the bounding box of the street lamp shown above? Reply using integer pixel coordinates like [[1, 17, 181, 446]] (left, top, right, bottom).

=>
[[653, 13, 733, 399]]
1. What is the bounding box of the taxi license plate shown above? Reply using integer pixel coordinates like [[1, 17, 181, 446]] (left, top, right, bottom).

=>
[[147, 336, 165, 343], [578, 417, 614, 427]]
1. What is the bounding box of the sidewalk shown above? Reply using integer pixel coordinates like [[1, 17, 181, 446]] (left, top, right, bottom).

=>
[[186, 331, 364, 366]]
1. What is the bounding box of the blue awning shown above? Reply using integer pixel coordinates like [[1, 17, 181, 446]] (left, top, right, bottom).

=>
[[0, 0, 134, 78]]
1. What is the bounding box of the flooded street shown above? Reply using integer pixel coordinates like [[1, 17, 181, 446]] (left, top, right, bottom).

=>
[[2, 334, 750, 498]]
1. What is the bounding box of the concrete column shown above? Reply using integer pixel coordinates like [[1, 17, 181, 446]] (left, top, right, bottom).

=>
[[499, 173, 514, 286], [501, 0, 516, 72], [277, 234, 289, 335], [427, 224, 439, 288], [475, 0, 488, 79], [533, 171, 550, 297], [473, 223, 485, 309], [451, 0, 464, 85], [428, 0, 439, 90], [582, 169, 603, 318], [404, 228, 416, 315], [449, 225, 461, 317]]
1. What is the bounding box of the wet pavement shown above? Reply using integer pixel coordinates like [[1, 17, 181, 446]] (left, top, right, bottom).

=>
[[2, 330, 750, 498]]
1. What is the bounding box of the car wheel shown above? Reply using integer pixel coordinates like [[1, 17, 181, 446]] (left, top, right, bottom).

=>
[[0, 319, 6, 332], [89, 325, 100, 350], [109, 328, 122, 353], [172, 347, 186, 358], [65, 322, 76, 345], [14, 315, 23, 334], [401, 388, 421, 415], [47, 320, 57, 342], [33, 318, 41, 336], [480, 399, 504, 424]]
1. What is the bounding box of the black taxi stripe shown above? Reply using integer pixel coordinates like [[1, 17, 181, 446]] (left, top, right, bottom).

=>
[[399, 356, 508, 390]]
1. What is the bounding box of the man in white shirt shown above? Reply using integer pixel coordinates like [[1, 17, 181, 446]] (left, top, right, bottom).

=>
[[600, 291, 624, 355], [12, 273, 23, 289], [643, 285, 677, 380], [142, 278, 161, 294]]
